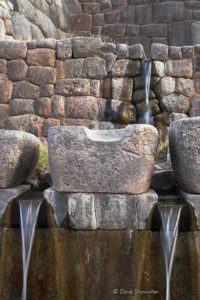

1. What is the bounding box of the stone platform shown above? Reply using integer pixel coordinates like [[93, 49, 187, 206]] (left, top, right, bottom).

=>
[[44, 188, 158, 230], [0, 185, 31, 226], [180, 191, 200, 230]]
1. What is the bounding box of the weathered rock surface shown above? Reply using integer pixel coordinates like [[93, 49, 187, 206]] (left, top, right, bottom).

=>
[[169, 117, 200, 193], [0, 185, 30, 226], [0, 130, 40, 188], [44, 187, 158, 230], [180, 191, 200, 230], [48, 125, 158, 194]]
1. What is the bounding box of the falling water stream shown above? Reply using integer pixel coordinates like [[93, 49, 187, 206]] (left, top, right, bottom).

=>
[[19, 200, 42, 300], [159, 205, 182, 300], [140, 59, 152, 124]]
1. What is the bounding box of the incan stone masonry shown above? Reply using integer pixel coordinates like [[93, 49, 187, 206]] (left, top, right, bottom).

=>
[[0, 39, 199, 138]]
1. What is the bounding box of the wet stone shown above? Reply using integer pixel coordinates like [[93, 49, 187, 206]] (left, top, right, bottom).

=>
[[44, 188, 158, 230]]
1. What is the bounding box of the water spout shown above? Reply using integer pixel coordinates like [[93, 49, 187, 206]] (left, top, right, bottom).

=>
[[19, 200, 42, 300], [159, 205, 182, 300], [139, 59, 152, 124]]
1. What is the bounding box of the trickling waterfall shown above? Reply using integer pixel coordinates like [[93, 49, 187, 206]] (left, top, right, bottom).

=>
[[140, 59, 152, 124], [19, 200, 42, 300], [159, 205, 182, 300]]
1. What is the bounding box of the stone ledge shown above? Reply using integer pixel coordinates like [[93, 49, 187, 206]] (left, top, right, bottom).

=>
[[180, 190, 200, 230], [0, 185, 31, 226], [44, 188, 158, 230]]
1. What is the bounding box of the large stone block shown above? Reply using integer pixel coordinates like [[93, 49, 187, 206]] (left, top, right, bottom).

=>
[[64, 59, 84, 78], [0, 104, 8, 128], [180, 191, 200, 230], [0, 74, 13, 104], [6, 114, 44, 136], [27, 49, 55, 67], [155, 76, 175, 98], [175, 78, 195, 97], [44, 188, 158, 230], [152, 1, 184, 23], [0, 130, 39, 188], [111, 78, 133, 101], [151, 43, 168, 60], [69, 13, 92, 32], [102, 24, 126, 38], [27, 66, 56, 85], [161, 93, 190, 114], [189, 97, 200, 117], [111, 59, 140, 77], [0, 41, 27, 59], [0, 185, 31, 226], [34, 97, 51, 118], [166, 59, 193, 78], [65, 96, 100, 120], [51, 95, 65, 118], [48, 125, 158, 194], [7, 59, 28, 81], [169, 117, 200, 193], [12, 81, 40, 99], [55, 79, 90, 96], [72, 37, 103, 58], [56, 39, 72, 60], [83, 57, 107, 79], [9, 99, 34, 116]]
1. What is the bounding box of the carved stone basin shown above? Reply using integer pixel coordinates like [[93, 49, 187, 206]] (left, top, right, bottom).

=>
[[169, 117, 200, 193], [0, 130, 40, 188], [48, 125, 158, 194]]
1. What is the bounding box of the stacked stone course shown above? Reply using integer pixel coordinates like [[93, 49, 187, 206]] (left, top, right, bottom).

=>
[[0, 37, 145, 137], [0, 1, 200, 54]]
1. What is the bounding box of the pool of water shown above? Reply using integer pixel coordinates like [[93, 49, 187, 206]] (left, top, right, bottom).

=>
[[0, 229, 199, 300]]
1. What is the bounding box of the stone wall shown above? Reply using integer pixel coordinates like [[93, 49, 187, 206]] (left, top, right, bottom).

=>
[[0, 37, 200, 139], [0, 1, 200, 54], [0, 37, 144, 137]]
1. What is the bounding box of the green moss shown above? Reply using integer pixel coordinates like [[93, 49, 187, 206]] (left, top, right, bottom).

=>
[[36, 144, 49, 174]]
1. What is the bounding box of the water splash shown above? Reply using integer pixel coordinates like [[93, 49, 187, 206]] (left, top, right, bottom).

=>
[[139, 59, 152, 124], [19, 200, 42, 300], [159, 205, 182, 300]]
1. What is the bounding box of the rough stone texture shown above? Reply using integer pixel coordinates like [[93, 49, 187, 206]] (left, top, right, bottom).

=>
[[161, 93, 190, 113], [189, 97, 200, 117], [9, 99, 34, 116], [55, 79, 91, 96], [0, 130, 39, 188], [166, 59, 193, 78], [0, 185, 31, 225], [44, 187, 158, 230], [111, 78, 133, 101], [12, 80, 40, 99], [0, 104, 8, 128], [155, 77, 176, 97], [0, 41, 27, 59], [72, 37, 103, 58], [26, 66, 56, 85], [83, 57, 107, 79], [7, 59, 28, 81], [151, 43, 168, 60], [180, 191, 200, 230], [27, 49, 55, 67], [0, 74, 12, 104], [6, 114, 44, 136], [111, 59, 140, 77], [169, 117, 200, 193], [1, 1, 200, 55], [48, 125, 158, 194]]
